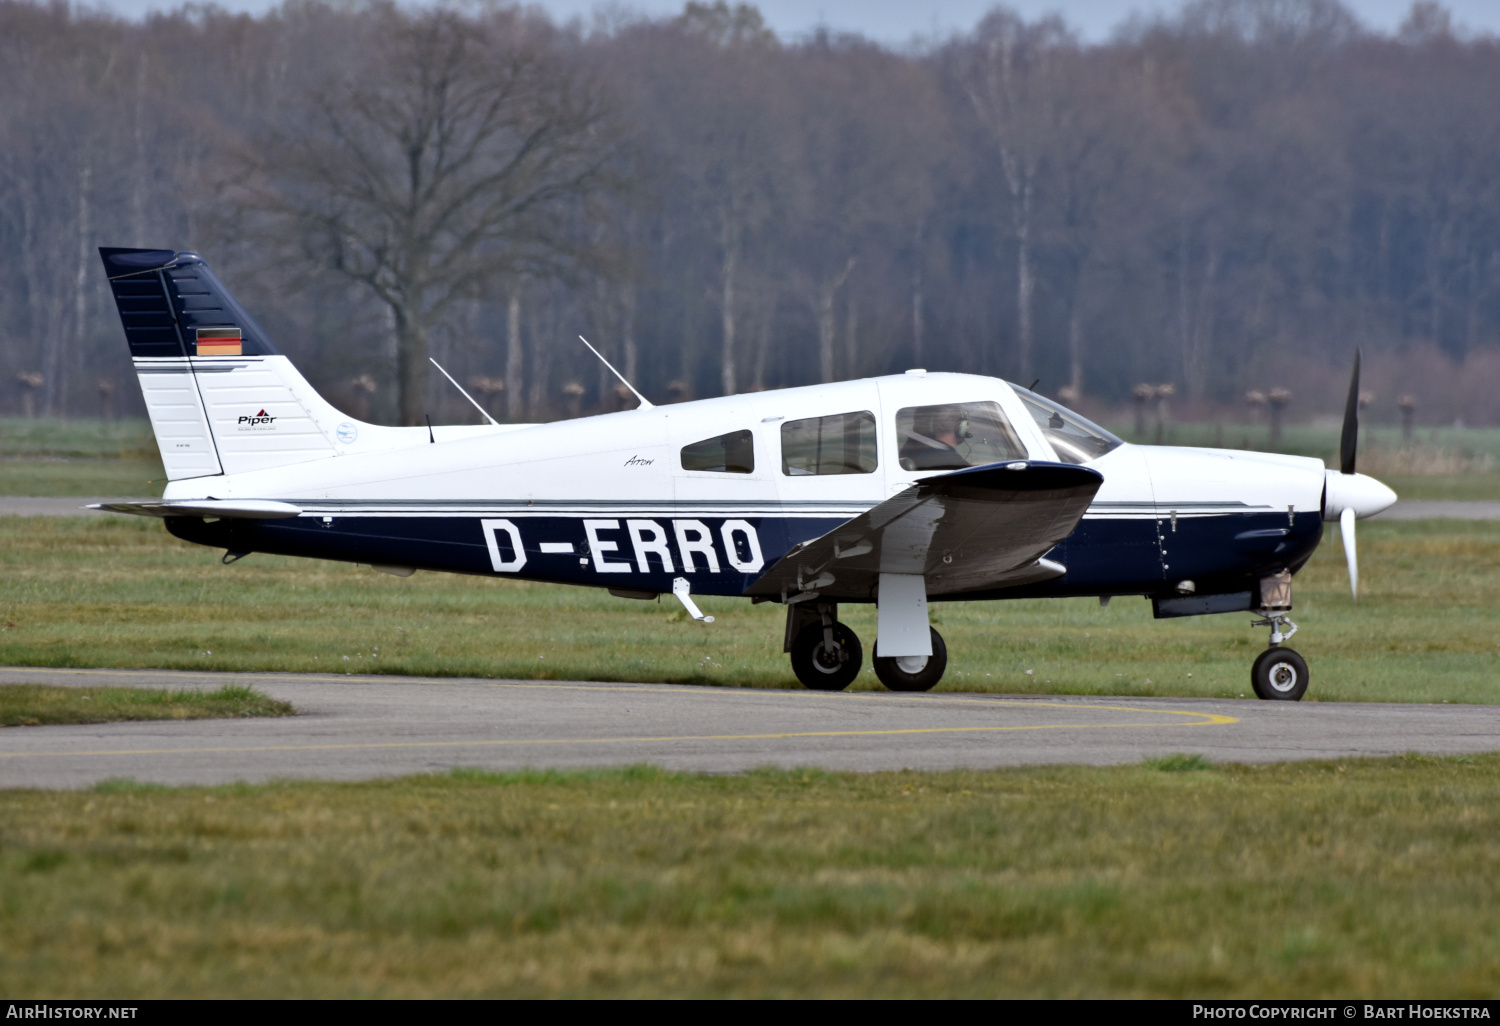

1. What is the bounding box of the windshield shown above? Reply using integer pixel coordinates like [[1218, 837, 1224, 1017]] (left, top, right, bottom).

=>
[[1013, 388, 1123, 464]]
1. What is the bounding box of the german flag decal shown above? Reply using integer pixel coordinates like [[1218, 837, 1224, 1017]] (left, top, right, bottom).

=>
[[196, 327, 242, 356]]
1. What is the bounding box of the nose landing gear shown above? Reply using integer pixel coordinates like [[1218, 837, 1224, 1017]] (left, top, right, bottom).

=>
[[1249, 571, 1307, 700], [1251, 645, 1309, 701]]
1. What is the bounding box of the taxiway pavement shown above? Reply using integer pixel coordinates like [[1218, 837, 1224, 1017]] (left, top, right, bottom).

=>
[[2, 667, 1497, 789]]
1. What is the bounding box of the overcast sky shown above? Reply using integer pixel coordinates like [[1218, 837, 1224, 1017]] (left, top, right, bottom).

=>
[[86, 0, 1500, 43]]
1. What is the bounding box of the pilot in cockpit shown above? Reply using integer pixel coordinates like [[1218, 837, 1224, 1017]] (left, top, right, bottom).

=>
[[900, 405, 970, 471]]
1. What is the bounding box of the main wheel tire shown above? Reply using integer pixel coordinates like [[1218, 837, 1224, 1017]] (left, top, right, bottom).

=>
[[873, 627, 948, 692], [1251, 647, 1309, 701], [790, 621, 863, 691]]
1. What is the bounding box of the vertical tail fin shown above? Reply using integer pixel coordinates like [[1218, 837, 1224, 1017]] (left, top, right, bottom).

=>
[[102, 248, 228, 479], [100, 247, 442, 481]]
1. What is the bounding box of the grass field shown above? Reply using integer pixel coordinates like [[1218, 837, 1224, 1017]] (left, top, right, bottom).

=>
[[0, 459, 165, 498], [0, 514, 1497, 704], [0, 683, 292, 727], [0, 416, 164, 498], [1, 757, 1497, 997], [0, 418, 158, 460], [1373, 473, 1500, 501]]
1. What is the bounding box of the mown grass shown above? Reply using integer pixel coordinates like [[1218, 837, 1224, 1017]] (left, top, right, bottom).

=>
[[1374, 473, 1500, 501], [0, 416, 162, 497], [0, 459, 165, 498], [1, 757, 1497, 997], [0, 418, 158, 460], [0, 684, 292, 727], [0, 515, 1498, 703]]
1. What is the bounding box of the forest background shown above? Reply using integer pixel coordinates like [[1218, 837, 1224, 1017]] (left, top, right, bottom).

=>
[[2, 0, 1498, 429]]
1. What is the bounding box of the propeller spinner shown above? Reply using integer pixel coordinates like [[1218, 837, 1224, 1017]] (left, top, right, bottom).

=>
[[1323, 349, 1397, 599]]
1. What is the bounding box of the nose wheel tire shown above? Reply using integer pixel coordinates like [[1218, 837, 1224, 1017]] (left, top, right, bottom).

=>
[[790, 621, 863, 691], [873, 627, 948, 692], [1251, 647, 1309, 701]]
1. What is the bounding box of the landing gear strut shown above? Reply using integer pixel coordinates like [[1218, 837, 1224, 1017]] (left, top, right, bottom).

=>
[[787, 602, 863, 691], [1249, 571, 1307, 700]]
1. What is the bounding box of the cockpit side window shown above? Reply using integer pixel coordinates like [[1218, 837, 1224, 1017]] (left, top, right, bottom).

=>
[[781, 411, 878, 476], [896, 401, 1025, 471], [1014, 388, 1123, 464], [681, 429, 755, 474]]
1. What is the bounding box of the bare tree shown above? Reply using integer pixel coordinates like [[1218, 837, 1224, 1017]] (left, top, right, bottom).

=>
[[621, 3, 786, 397], [961, 12, 1079, 384], [10, 0, 1500, 422], [243, 7, 619, 424], [788, 38, 934, 383]]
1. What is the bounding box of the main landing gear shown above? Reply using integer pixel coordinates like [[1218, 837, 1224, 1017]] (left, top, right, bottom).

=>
[[785, 602, 947, 693], [1248, 571, 1308, 701], [873, 628, 948, 692], [790, 617, 863, 691]]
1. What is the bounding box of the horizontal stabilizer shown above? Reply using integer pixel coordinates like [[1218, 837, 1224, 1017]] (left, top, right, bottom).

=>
[[747, 460, 1102, 600], [89, 499, 303, 519]]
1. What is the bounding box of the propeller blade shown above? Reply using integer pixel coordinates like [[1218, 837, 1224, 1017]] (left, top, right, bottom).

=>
[[1340, 349, 1361, 476], [1340, 506, 1358, 601]]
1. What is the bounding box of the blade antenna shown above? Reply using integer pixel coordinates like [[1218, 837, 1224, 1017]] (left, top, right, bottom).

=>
[[579, 335, 653, 410], [428, 358, 501, 427]]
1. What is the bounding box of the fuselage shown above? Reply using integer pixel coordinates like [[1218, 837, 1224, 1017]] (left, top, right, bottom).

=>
[[164, 371, 1329, 604]]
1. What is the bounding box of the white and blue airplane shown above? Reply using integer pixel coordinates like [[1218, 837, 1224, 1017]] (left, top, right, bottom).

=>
[[95, 247, 1397, 699]]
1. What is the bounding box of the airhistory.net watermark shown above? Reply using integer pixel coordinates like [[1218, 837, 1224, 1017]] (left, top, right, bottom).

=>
[[5, 1007, 138, 1020]]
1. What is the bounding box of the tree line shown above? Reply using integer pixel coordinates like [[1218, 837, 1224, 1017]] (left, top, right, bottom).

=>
[[2, 0, 1497, 427]]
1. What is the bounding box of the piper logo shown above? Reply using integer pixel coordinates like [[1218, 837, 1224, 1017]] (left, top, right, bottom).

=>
[[237, 409, 276, 429]]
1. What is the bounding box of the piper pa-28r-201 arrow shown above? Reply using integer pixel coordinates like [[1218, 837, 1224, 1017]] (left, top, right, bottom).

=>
[[95, 247, 1397, 699]]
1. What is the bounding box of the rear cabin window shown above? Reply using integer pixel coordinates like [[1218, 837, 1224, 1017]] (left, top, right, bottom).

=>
[[896, 401, 1026, 471], [781, 411, 878, 476], [680, 429, 755, 473]]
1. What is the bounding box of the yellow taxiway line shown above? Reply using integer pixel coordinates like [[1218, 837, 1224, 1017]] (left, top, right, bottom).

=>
[[0, 717, 1234, 761]]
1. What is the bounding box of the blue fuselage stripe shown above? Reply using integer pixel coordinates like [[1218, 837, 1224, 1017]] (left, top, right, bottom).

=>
[[165, 509, 1323, 601]]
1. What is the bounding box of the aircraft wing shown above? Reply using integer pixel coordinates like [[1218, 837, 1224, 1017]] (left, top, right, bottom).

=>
[[89, 499, 304, 519], [746, 461, 1103, 600]]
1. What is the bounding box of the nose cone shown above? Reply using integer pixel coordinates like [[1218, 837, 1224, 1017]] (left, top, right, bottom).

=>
[[1324, 470, 1397, 521]]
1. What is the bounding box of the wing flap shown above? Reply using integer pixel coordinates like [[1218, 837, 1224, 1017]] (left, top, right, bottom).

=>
[[748, 461, 1102, 600]]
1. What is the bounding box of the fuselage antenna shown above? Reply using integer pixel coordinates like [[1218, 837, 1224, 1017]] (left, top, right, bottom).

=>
[[579, 335, 653, 410], [428, 358, 501, 426]]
